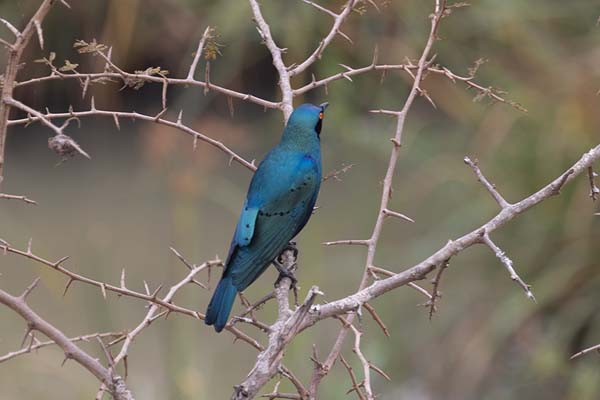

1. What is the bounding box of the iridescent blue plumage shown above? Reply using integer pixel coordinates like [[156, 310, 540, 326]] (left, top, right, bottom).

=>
[[205, 103, 327, 332]]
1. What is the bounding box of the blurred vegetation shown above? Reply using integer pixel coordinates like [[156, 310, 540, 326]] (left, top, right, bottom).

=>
[[1, 0, 599, 399]]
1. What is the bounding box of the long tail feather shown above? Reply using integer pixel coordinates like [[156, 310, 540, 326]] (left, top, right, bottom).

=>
[[205, 275, 237, 332]]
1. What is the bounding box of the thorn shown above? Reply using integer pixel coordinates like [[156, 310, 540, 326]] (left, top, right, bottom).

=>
[[100, 283, 107, 300], [33, 20, 44, 49], [53, 255, 70, 267], [20, 326, 33, 348], [0, 18, 21, 38], [21, 277, 40, 299], [150, 284, 163, 299], [120, 268, 126, 289], [62, 278, 75, 297], [154, 108, 168, 121], [82, 76, 90, 99]]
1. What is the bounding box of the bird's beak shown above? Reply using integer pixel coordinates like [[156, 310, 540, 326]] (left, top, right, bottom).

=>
[[319, 102, 329, 112]]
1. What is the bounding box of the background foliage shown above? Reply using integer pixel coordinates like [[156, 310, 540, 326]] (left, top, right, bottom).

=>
[[0, 0, 599, 399]]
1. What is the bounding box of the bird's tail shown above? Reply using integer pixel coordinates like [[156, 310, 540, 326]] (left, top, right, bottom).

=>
[[205, 275, 237, 332]]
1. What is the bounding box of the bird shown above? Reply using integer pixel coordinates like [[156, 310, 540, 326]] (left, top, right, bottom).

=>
[[205, 102, 327, 332]]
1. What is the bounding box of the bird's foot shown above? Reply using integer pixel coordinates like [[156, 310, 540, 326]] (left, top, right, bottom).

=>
[[273, 259, 298, 289], [283, 241, 298, 258]]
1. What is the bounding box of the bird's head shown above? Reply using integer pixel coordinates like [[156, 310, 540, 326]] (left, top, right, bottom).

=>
[[284, 103, 329, 143]]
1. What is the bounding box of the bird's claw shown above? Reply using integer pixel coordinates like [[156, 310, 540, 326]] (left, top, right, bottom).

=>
[[273, 260, 298, 290], [283, 241, 298, 258]]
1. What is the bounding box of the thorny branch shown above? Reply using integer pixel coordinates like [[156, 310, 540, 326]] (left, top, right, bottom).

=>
[[0, 282, 134, 400], [0, 0, 57, 189], [307, 1, 450, 396], [0, 240, 262, 350]]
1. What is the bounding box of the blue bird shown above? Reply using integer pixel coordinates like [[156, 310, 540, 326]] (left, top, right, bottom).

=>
[[205, 103, 327, 332]]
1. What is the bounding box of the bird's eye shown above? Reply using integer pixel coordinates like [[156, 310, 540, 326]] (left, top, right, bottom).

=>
[[319, 112, 323, 120], [315, 117, 323, 136]]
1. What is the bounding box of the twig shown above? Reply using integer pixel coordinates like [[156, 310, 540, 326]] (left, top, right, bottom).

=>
[[0, 331, 123, 363], [290, 0, 358, 77], [587, 166, 599, 201], [8, 106, 255, 171], [187, 27, 212, 80], [481, 232, 536, 302], [464, 156, 511, 208], [349, 325, 374, 400], [571, 342, 600, 360], [428, 258, 450, 319], [0, 193, 37, 204], [340, 355, 366, 400]]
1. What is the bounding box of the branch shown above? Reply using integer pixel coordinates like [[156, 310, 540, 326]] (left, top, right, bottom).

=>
[[0, 0, 57, 189], [308, 1, 450, 396], [8, 105, 256, 171], [349, 325, 373, 400], [187, 26, 212, 80], [464, 156, 511, 208], [587, 166, 599, 201], [571, 342, 600, 360], [302, 147, 588, 325], [232, 244, 322, 400], [0, 283, 134, 400], [290, 0, 358, 77], [0, 331, 124, 364], [110, 249, 216, 369], [5, 97, 91, 159], [0, 192, 37, 204], [248, 0, 294, 120], [481, 232, 535, 302], [0, 241, 262, 350]]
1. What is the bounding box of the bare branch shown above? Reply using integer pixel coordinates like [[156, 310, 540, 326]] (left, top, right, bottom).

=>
[[290, 0, 357, 77], [1, 242, 261, 350], [0, 0, 58, 189], [571, 342, 600, 360], [349, 325, 374, 400], [0, 284, 134, 400], [308, 1, 450, 396], [587, 166, 599, 201], [0, 331, 123, 364], [464, 156, 511, 209], [9, 106, 255, 171], [0, 192, 37, 204], [382, 208, 415, 223], [481, 232, 535, 302], [248, 0, 294, 120], [428, 258, 450, 319], [187, 26, 212, 80]]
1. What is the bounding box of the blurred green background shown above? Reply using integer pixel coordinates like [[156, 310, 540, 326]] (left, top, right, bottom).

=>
[[1, 0, 600, 399]]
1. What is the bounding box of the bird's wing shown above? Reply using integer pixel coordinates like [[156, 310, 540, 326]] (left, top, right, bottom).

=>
[[227, 153, 320, 289]]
